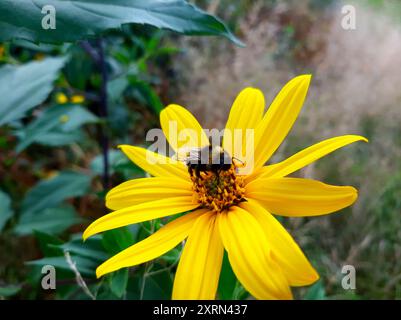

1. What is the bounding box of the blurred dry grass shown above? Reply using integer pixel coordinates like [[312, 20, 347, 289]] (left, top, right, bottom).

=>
[[173, 0, 401, 298]]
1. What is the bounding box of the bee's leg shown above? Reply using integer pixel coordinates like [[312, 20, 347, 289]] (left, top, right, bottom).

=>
[[195, 167, 201, 179], [188, 166, 194, 178], [213, 168, 220, 184]]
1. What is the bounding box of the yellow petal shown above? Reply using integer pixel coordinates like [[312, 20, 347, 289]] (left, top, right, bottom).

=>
[[83, 197, 198, 240], [172, 212, 223, 300], [250, 135, 368, 181], [246, 177, 357, 217], [106, 177, 193, 210], [217, 206, 292, 299], [96, 209, 208, 278], [253, 75, 311, 170], [119, 145, 189, 181], [222, 87, 265, 159], [160, 104, 209, 152], [240, 200, 319, 286]]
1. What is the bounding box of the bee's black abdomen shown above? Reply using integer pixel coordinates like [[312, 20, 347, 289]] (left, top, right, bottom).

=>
[[211, 163, 231, 172], [186, 145, 233, 177]]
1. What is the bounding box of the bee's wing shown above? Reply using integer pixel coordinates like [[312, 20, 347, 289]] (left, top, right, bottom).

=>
[[172, 146, 202, 163]]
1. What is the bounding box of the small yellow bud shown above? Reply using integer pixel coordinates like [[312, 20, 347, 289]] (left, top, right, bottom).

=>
[[71, 95, 85, 104], [56, 92, 68, 104]]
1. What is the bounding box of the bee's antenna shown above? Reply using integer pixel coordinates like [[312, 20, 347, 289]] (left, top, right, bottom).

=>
[[232, 156, 246, 168], [232, 156, 244, 164]]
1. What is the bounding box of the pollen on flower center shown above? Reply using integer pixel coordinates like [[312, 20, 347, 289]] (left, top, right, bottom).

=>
[[190, 164, 245, 213]]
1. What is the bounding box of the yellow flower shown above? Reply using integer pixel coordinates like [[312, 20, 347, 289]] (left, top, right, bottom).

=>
[[71, 94, 85, 104], [83, 75, 367, 300], [56, 92, 68, 104]]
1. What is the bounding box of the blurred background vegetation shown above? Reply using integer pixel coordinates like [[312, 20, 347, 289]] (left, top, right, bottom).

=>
[[1, 0, 400, 300]]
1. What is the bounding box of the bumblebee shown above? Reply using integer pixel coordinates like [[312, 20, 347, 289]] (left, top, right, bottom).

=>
[[175, 145, 233, 178]]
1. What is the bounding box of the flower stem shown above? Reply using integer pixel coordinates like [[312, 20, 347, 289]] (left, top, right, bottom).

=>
[[96, 38, 109, 190]]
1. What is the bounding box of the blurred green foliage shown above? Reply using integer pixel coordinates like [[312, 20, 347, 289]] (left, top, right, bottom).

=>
[[0, 0, 244, 300]]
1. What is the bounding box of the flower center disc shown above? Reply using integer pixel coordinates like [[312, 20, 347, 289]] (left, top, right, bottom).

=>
[[190, 164, 245, 213]]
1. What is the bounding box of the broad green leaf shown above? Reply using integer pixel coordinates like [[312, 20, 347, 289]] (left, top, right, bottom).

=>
[[130, 80, 164, 114], [114, 160, 146, 180], [102, 227, 135, 255], [159, 247, 181, 264], [0, 0, 242, 46], [21, 171, 91, 215], [0, 285, 21, 297], [0, 57, 66, 126], [217, 252, 238, 300], [0, 190, 13, 231], [57, 105, 98, 131], [64, 47, 95, 90], [16, 104, 98, 152], [12, 39, 57, 52], [27, 255, 97, 277], [108, 269, 129, 298], [34, 231, 64, 257], [15, 205, 83, 235], [90, 150, 129, 176], [15, 108, 64, 152], [33, 130, 86, 147], [55, 236, 109, 262], [142, 270, 173, 299], [107, 77, 129, 103]]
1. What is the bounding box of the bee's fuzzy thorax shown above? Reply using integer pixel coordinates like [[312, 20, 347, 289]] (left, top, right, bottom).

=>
[[190, 164, 245, 213]]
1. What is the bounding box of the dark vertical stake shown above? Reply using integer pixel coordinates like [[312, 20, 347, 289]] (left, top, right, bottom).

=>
[[97, 38, 109, 190]]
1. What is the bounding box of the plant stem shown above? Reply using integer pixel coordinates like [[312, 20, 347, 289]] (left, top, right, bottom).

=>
[[97, 38, 110, 190]]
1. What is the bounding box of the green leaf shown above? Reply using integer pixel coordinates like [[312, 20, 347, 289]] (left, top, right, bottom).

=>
[[217, 252, 238, 300], [0, 57, 66, 126], [64, 47, 95, 90], [304, 280, 327, 300], [107, 77, 129, 103], [0, 190, 13, 231], [0, 285, 22, 297], [58, 105, 99, 131], [56, 236, 109, 262], [27, 255, 97, 277], [33, 130, 86, 147], [102, 227, 135, 255], [90, 150, 129, 176], [108, 269, 129, 298], [16, 104, 98, 152], [114, 160, 146, 180], [0, 0, 242, 46], [33, 231, 64, 256], [21, 171, 91, 215], [130, 80, 164, 114], [11, 39, 57, 52], [142, 270, 173, 299], [159, 247, 181, 264], [15, 205, 83, 235]]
